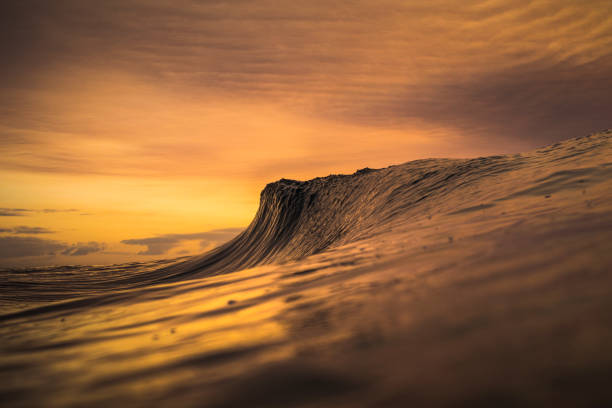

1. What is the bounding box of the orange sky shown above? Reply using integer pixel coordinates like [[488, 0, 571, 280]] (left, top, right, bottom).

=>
[[1, 0, 610, 267]]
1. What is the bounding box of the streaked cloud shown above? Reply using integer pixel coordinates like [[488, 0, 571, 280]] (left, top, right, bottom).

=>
[[0, 226, 55, 234], [41, 209, 79, 214], [1, 0, 610, 179], [121, 228, 244, 255], [0, 236, 105, 259], [61, 242, 106, 256], [0, 209, 30, 217], [0, 208, 81, 216]]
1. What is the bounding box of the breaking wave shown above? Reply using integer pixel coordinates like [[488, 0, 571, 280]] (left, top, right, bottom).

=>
[[158, 129, 612, 281], [2, 130, 612, 407]]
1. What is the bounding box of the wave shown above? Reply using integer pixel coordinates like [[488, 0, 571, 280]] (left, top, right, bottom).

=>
[[2, 130, 610, 307], [157, 129, 612, 281], [2, 130, 612, 407]]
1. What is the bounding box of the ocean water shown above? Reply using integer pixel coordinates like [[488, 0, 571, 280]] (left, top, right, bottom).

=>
[[1, 131, 612, 407]]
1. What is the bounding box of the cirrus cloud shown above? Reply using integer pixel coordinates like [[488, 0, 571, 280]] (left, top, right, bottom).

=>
[[0, 236, 106, 259], [121, 228, 244, 255], [1, 0, 611, 180], [0, 226, 55, 234]]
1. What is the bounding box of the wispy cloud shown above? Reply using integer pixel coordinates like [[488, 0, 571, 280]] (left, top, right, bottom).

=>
[[61, 242, 106, 256], [41, 209, 79, 214], [0, 226, 55, 234], [0, 208, 31, 217], [0, 208, 81, 217], [121, 228, 244, 255], [1, 0, 610, 178], [0, 236, 105, 258]]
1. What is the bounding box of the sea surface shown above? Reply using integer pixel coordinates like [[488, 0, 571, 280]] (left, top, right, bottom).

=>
[[1, 131, 612, 407]]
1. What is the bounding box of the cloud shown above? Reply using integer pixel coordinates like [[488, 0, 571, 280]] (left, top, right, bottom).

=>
[[0, 236, 105, 258], [0, 208, 31, 217], [0, 226, 55, 234], [344, 58, 612, 145], [61, 242, 106, 256], [0, 236, 67, 258], [0, 208, 82, 216], [1, 0, 610, 162], [41, 209, 79, 214], [121, 228, 244, 255]]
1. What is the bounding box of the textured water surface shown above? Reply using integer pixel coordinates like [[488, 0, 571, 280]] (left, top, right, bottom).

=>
[[1, 131, 612, 407]]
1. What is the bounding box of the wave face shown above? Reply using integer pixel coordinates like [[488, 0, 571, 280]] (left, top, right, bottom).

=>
[[1, 130, 612, 408], [159, 129, 612, 281]]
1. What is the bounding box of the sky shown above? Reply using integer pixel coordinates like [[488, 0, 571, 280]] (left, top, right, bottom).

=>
[[1, 0, 610, 267]]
